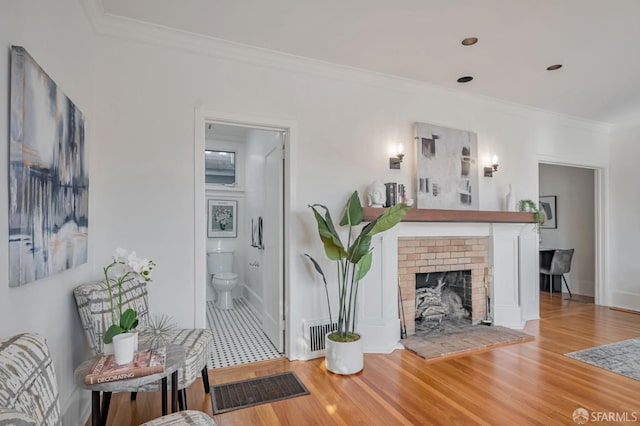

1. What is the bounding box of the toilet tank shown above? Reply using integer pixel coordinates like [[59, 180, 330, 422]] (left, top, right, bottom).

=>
[[207, 250, 234, 275]]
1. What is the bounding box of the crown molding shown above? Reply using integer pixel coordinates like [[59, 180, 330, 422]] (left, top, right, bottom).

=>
[[81, 0, 614, 135]]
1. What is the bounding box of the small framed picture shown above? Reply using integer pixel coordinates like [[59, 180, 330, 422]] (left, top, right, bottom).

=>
[[539, 195, 557, 229], [208, 199, 237, 238]]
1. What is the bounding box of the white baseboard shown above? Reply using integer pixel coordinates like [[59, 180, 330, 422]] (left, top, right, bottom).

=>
[[62, 387, 91, 426], [609, 290, 640, 311]]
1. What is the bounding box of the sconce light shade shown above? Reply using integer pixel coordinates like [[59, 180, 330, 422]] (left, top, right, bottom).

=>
[[389, 153, 404, 169], [484, 155, 499, 177], [389, 144, 405, 169]]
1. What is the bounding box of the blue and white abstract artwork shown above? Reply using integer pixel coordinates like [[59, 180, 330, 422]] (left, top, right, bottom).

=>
[[9, 46, 88, 287]]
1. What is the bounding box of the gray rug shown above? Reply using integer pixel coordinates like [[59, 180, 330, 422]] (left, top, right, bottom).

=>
[[402, 325, 534, 361], [566, 338, 640, 381]]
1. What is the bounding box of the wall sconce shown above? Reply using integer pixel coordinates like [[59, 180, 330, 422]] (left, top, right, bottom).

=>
[[389, 144, 405, 169], [484, 154, 499, 177]]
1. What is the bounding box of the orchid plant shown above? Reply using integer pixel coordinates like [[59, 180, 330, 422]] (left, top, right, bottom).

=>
[[103, 248, 156, 344]]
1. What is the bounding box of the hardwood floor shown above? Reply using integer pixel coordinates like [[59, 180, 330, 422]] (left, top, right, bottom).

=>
[[97, 294, 640, 425]]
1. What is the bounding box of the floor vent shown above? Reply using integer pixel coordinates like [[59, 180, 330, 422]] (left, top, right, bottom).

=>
[[303, 319, 338, 358]]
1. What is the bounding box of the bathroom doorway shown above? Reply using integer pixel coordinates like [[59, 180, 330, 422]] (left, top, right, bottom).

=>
[[194, 113, 290, 368]]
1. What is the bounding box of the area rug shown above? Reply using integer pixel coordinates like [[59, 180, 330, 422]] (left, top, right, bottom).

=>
[[565, 338, 640, 381], [212, 371, 309, 414], [401, 325, 534, 361]]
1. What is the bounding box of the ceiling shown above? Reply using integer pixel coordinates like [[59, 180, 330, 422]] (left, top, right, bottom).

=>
[[101, 0, 640, 125]]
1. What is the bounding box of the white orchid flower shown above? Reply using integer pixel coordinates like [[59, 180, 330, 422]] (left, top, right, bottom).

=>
[[113, 248, 129, 263]]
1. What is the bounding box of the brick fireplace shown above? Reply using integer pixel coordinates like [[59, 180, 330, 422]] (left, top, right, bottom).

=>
[[398, 236, 489, 335]]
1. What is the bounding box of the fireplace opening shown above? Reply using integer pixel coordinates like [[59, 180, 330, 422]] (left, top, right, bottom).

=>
[[415, 270, 472, 333]]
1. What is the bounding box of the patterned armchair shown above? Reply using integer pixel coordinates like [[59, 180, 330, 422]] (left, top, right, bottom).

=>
[[0, 333, 214, 426], [73, 279, 213, 409]]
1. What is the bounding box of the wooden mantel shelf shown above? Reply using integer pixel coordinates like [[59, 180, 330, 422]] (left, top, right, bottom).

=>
[[363, 207, 537, 223]]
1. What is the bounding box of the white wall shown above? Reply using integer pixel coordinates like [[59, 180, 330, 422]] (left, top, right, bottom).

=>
[[609, 123, 640, 309], [0, 2, 620, 422], [87, 17, 611, 362], [539, 164, 595, 297], [0, 1, 96, 423]]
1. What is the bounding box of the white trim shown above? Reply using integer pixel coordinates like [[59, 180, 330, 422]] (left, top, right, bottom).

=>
[[194, 109, 297, 358], [81, 0, 613, 134], [537, 157, 608, 307]]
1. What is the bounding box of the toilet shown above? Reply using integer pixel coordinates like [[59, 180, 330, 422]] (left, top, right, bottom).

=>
[[207, 249, 239, 310]]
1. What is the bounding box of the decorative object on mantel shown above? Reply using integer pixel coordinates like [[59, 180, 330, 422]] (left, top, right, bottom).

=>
[[506, 184, 516, 212], [367, 180, 386, 207], [305, 191, 410, 375], [8, 46, 88, 287], [518, 199, 544, 232], [414, 122, 478, 210], [539, 195, 557, 229]]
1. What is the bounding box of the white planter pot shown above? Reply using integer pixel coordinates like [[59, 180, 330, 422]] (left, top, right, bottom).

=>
[[112, 332, 137, 365], [325, 334, 364, 375]]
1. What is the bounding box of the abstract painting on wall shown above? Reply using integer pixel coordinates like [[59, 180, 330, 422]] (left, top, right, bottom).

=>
[[415, 122, 478, 210], [8, 46, 88, 287]]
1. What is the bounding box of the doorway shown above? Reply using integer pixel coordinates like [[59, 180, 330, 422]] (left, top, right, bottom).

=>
[[538, 162, 598, 302], [194, 113, 290, 368]]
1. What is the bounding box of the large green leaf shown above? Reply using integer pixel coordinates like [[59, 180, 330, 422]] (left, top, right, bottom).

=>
[[304, 254, 327, 285], [309, 205, 346, 260], [339, 191, 363, 227], [355, 251, 373, 281], [120, 308, 138, 331], [348, 234, 371, 264], [103, 324, 125, 344], [365, 203, 410, 236]]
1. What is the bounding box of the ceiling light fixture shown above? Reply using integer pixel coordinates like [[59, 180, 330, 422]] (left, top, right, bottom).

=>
[[457, 76, 473, 83], [461, 37, 478, 46], [546, 64, 563, 71]]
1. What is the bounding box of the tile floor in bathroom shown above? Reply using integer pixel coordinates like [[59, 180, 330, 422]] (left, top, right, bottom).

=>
[[206, 297, 282, 369]]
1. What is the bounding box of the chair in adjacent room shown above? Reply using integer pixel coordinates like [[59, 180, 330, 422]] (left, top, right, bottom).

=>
[[73, 279, 213, 420], [0, 332, 215, 426], [540, 248, 574, 298]]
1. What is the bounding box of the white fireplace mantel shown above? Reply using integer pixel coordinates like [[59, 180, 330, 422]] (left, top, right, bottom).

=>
[[357, 220, 539, 354]]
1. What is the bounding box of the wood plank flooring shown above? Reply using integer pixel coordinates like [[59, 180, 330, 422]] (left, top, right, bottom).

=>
[[96, 294, 640, 425]]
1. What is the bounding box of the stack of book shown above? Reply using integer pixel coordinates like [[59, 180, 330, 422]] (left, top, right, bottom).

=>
[[384, 182, 407, 207], [84, 347, 166, 385]]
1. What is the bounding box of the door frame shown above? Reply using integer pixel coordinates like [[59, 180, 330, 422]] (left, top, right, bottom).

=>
[[537, 155, 607, 306], [194, 109, 296, 358]]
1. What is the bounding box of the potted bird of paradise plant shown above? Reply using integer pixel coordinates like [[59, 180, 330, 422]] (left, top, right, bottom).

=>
[[305, 191, 409, 374]]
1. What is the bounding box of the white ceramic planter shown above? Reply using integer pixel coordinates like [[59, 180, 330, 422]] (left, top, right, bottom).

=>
[[325, 334, 364, 375], [112, 332, 137, 365]]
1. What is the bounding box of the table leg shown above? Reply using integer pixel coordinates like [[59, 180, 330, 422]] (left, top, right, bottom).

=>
[[100, 392, 112, 425], [91, 391, 101, 426], [171, 370, 178, 412], [161, 376, 168, 416]]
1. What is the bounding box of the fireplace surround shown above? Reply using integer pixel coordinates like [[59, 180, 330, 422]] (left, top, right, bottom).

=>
[[349, 208, 539, 355], [399, 236, 489, 335]]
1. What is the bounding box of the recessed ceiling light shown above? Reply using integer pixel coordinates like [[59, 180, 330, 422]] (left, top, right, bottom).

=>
[[457, 76, 473, 83], [546, 64, 563, 71], [461, 37, 478, 46]]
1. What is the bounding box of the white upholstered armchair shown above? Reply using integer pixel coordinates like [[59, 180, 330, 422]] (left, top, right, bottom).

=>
[[73, 279, 214, 415]]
